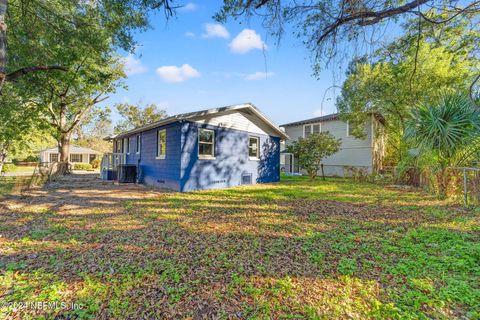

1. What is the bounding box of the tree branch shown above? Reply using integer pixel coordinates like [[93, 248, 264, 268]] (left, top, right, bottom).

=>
[[5, 65, 67, 82], [317, 0, 430, 44]]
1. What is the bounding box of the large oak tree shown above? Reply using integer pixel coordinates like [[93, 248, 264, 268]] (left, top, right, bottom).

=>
[[0, 0, 175, 93]]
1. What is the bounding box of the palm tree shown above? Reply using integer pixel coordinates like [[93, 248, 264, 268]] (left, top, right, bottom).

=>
[[405, 94, 480, 196]]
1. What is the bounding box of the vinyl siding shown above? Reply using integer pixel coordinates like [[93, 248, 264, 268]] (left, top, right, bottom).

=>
[[122, 122, 182, 190], [194, 110, 280, 137], [116, 116, 282, 192], [180, 121, 280, 192], [282, 118, 375, 173]]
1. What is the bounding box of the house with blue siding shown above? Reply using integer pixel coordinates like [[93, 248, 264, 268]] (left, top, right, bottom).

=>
[[108, 103, 288, 192]]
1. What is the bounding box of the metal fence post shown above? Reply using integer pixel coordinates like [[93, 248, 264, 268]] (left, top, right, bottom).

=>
[[463, 168, 468, 207]]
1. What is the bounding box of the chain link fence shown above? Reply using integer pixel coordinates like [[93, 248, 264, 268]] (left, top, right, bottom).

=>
[[381, 166, 480, 206]]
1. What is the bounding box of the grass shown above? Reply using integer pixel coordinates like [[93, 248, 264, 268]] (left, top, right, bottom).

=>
[[0, 176, 31, 195], [0, 175, 478, 319], [7, 166, 36, 173]]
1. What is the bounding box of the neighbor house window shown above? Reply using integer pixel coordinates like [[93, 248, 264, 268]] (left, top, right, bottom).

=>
[[70, 154, 82, 163], [248, 136, 260, 159], [198, 128, 215, 158], [136, 135, 141, 153], [49, 153, 58, 162], [304, 123, 321, 138], [346, 121, 354, 137], [156, 129, 166, 159]]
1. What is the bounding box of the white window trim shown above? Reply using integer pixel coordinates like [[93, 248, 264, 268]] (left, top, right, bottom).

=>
[[248, 136, 260, 160], [126, 137, 130, 155], [303, 123, 321, 138], [303, 124, 311, 138], [156, 129, 166, 159], [136, 135, 141, 154], [198, 128, 215, 160], [346, 121, 352, 137], [70, 154, 83, 163]]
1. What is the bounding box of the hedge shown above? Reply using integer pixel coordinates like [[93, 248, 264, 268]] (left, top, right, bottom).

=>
[[73, 163, 93, 170]]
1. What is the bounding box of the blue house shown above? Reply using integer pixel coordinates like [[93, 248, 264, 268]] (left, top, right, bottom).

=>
[[108, 103, 289, 192]]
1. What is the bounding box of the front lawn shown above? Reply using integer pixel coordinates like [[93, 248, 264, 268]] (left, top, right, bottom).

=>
[[0, 176, 478, 319], [0, 176, 31, 196]]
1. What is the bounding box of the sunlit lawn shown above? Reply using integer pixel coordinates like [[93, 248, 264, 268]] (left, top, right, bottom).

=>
[[0, 176, 31, 196], [0, 175, 479, 319]]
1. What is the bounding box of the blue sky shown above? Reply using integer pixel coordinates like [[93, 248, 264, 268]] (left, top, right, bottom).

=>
[[107, 1, 350, 125]]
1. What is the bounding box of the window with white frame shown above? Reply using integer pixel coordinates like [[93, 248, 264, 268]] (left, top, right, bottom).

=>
[[136, 135, 141, 153], [49, 153, 59, 162], [346, 121, 354, 137], [248, 136, 260, 158], [70, 154, 82, 163], [116, 140, 122, 153], [198, 128, 215, 158], [303, 123, 321, 138], [125, 137, 130, 154], [156, 129, 166, 159]]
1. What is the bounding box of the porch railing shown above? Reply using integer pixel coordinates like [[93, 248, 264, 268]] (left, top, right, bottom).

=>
[[100, 153, 126, 180]]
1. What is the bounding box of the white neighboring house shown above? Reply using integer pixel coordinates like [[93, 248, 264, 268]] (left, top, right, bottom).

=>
[[280, 113, 385, 176], [37, 145, 102, 164]]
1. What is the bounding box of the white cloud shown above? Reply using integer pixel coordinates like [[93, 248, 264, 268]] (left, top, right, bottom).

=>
[[184, 31, 195, 38], [122, 54, 147, 76], [229, 29, 266, 54], [312, 109, 323, 117], [179, 2, 197, 12], [156, 64, 201, 83], [245, 71, 275, 81], [202, 23, 230, 39]]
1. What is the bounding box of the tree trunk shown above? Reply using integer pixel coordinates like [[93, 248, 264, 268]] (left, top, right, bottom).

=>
[[437, 166, 447, 198], [56, 131, 71, 175], [0, 143, 7, 174], [0, 0, 7, 91]]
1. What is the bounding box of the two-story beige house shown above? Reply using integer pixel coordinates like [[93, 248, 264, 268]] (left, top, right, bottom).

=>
[[280, 113, 385, 176]]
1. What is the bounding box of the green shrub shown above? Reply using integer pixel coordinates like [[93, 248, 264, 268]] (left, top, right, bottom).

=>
[[2, 163, 17, 173], [24, 155, 39, 162], [90, 158, 100, 169], [73, 163, 93, 170]]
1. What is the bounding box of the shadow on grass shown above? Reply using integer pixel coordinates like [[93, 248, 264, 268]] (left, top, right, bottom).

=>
[[0, 174, 478, 319]]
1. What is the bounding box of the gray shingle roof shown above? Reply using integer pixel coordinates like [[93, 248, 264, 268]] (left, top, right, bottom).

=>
[[111, 102, 289, 140], [280, 112, 385, 127], [36, 145, 102, 154]]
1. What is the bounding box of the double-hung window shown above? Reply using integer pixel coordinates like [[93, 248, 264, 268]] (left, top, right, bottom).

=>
[[136, 135, 141, 154], [156, 130, 166, 159], [125, 138, 130, 154], [303, 123, 321, 138], [346, 121, 354, 137], [49, 153, 59, 163], [198, 129, 215, 159], [70, 154, 82, 163], [248, 136, 260, 159]]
